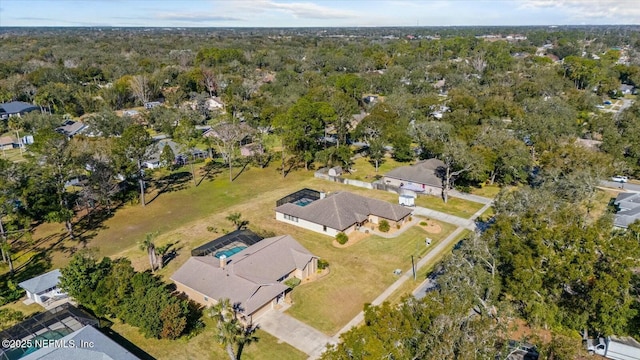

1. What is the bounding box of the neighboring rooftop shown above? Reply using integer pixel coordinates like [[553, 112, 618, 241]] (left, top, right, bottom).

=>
[[384, 158, 445, 188], [0, 101, 40, 116], [614, 193, 640, 229], [276, 191, 412, 231], [20, 325, 140, 360], [18, 269, 61, 295]]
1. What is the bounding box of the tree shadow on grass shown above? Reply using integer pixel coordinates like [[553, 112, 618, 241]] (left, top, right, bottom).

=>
[[198, 161, 224, 185], [232, 161, 251, 182], [99, 327, 156, 360], [146, 171, 192, 205]]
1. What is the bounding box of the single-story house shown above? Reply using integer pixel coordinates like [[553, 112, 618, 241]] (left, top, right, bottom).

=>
[[18, 269, 64, 305], [275, 191, 412, 237], [620, 84, 636, 95], [614, 193, 640, 229], [171, 234, 317, 321], [0, 136, 19, 151], [0, 101, 40, 120], [383, 158, 445, 195], [203, 122, 253, 146], [56, 120, 88, 138]]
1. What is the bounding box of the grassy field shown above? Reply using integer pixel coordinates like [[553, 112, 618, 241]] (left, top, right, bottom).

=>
[[414, 195, 485, 219], [383, 229, 471, 305], [0, 147, 26, 162], [470, 184, 501, 198], [286, 222, 457, 335], [0, 159, 464, 354], [110, 318, 306, 360], [340, 156, 405, 181]]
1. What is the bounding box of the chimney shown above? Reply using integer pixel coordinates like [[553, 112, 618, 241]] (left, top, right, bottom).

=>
[[219, 254, 227, 269]]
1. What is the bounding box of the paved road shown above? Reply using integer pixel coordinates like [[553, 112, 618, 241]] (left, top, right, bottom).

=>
[[448, 190, 493, 204], [601, 180, 640, 193], [257, 307, 336, 358]]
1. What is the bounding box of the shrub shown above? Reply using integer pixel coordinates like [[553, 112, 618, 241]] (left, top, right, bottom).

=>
[[396, 224, 401, 229], [284, 278, 301, 288], [206, 226, 218, 233], [318, 259, 329, 270], [419, 221, 428, 226], [408, 216, 412, 221], [379, 220, 390, 232], [336, 232, 348, 244]]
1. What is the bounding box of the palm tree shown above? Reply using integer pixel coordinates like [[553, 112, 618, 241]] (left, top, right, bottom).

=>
[[226, 212, 248, 231], [139, 232, 158, 272], [208, 298, 259, 360]]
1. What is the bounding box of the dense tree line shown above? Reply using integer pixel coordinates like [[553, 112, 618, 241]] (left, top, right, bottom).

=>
[[59, 251, 197, 339]]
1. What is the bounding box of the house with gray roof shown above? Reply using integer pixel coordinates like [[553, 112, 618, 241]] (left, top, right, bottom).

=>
[[614, 193, 640, 229], [383, 158, 445, 195], [171, 234, 317, 321], [18, 269, 65, 306], [0, 136, 19, 151], [275, 191, 412, 237], [20, 325, 140, 360], [55, 120, 88, 138], [0, 101, 40, 120]]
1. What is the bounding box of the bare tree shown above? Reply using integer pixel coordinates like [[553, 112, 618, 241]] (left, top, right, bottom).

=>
[[208, 122, 252, 182], [130, 75, 150, 105], [201, 68, 218, 97]]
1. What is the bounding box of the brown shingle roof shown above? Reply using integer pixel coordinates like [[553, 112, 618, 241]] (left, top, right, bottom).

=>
[[384, 158, 445, 187], [275, 192, 412, 231], [171, 235, 316, 315]]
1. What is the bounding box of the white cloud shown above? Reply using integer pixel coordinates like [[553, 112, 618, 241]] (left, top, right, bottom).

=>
[[223, 0, 358, 20], [519, 0, 640, 23]]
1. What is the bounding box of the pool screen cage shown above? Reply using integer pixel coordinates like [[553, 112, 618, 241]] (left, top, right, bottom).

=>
[[0, 303, 99, 359], [275, 188, 321, 207], [191, 229, 264, 257]]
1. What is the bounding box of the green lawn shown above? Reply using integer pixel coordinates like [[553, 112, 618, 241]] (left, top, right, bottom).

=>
[[1, 159, 465, 352], [384, 229, 471, 305], [286, 222, 457, 335], [0, 148, 26, 162], [339, 156, 406, 181], [470, 184, 501, 198], [415, 195, 485, 219], [111, 318, 306, 360]]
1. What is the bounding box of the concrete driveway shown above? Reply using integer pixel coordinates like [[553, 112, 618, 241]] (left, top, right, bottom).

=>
[[257, 309, 336, 359]]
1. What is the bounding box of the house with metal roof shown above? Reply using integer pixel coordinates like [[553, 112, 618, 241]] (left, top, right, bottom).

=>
[[383, 158, 445, 195], [614, 193, 640, 229], [171, 234, 317, 321], [275, 191, 412, 237], [0, 101, 40, 120], [18, 269, 65, 307]]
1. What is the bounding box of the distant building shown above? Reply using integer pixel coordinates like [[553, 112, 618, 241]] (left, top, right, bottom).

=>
[[0, 101, 40, 120], [55, 120, 88, 138]]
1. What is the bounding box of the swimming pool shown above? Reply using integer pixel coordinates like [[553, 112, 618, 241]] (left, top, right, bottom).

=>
[[214, 246, 247, 258], [3, 328, 73, 360], [293, 198, 315, 207]]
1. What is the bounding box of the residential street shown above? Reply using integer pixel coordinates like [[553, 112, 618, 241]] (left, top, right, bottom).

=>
[[600, 180, 640, 193]]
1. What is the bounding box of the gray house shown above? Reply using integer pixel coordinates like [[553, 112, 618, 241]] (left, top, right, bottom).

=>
[[383, 158, 445, 195], [614, 193, 640, 229], [18, 269, 64, 305], [0, 101, 40, 120]]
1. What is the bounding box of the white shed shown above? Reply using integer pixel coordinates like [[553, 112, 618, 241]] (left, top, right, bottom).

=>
[[328, 166, 343, 177], [18, 269, 64, 305], [399, 194, 415, 207]]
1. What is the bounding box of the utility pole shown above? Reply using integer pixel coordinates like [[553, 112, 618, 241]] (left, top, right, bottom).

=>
[[411, 255, 416, 281]]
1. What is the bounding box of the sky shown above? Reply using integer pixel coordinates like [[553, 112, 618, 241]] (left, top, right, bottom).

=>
[[0, 0, 639, 27]]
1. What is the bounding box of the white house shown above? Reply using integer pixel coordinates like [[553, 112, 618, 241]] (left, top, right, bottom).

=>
[[18, 269, 65, 305], [275, 191, 412, 237]]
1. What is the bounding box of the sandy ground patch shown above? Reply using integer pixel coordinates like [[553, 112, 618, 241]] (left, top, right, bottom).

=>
[[416, 219, 442, 234]]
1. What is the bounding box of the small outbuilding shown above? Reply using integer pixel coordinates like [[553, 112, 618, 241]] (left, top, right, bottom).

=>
[[18, 269, 64, 305], [328, 166, 343, 177]]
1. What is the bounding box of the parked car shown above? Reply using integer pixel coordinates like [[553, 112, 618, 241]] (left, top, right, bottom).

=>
[[604, 100, 613, 105], [612, 176, 629, 183]]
